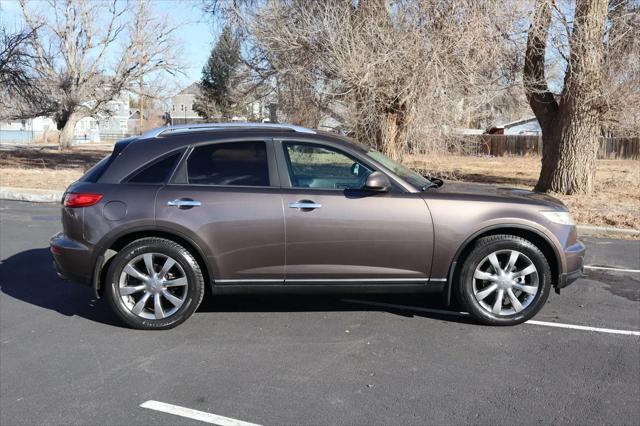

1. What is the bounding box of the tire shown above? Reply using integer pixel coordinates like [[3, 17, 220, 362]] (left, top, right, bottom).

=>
[[457, 234, 552, 326], [105, 237, 205, 330]]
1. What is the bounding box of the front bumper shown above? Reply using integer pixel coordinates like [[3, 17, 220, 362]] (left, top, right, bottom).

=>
[[50, 233, 93, 286], [556, 239, 586, 292]]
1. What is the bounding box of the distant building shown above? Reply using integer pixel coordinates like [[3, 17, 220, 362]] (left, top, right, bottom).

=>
[[75, 91, 130, 143], [170, 82, 273, 124], [127, 110, 146, 135], [171, 83, 203, 125], [0, 116, 56, 145], [485, 117, 541, 135]]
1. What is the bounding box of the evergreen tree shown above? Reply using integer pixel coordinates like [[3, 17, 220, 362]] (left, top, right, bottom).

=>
[[194, 26, 241, 119]]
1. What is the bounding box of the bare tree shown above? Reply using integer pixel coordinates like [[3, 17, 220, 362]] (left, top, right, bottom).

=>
[[17, 0, 182, 148], [0, 26, 52, 117], [211, 0, 525, 159], [524, 0, 638, 194]]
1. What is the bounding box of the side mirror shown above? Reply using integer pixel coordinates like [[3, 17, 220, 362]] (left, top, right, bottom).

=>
[[363, 171, 391, 192]]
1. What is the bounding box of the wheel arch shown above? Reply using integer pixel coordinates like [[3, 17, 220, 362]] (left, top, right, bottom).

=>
[[92, 227, 211, 298], [445, 225, 561, 306]]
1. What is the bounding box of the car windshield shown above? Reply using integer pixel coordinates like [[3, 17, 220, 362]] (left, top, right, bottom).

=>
[[365, 150, 433, 190]]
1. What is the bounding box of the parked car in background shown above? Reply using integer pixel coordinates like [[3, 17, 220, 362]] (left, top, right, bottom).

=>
[[50, 123, 585, 329]]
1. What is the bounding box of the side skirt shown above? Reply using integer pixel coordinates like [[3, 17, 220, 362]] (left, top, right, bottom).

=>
[[210, 279, 446, 295]]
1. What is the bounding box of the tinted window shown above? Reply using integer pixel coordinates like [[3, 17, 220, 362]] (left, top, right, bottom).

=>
[[80, 138, 133, 182], [187, 141, 269, 186], [128, 152, 182, 184], [283, 143, 372, 189]]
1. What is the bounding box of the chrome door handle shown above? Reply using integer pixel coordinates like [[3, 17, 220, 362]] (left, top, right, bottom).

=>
[[168, 198, 201, 208], [289, 201, 322, 210]]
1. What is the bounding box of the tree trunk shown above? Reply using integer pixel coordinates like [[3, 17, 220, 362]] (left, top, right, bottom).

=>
[[535, 106, 601, 194], [58, 113, 81, 150], [524, 0, 608, 195], [379, 111, 408, 161]]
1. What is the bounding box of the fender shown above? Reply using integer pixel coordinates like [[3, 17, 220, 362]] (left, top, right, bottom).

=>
[[443, 223, 563, 306], [91, 224, 213, 298]]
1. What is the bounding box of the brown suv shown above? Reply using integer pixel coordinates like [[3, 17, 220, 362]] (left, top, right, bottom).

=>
[[50, 123, 585, 329]]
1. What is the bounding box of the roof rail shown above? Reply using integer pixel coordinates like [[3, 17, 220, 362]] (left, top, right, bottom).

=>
[[140, 122, 316, 139]]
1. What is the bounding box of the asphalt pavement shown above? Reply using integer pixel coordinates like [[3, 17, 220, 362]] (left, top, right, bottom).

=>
[[1, 200, 638, 425]]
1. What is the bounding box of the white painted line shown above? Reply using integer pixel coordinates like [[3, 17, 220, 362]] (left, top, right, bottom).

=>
[[140, 400, 261, 426], [340, 299, 640, 337], [584, 265, 640, 273], [526, 320, 640, 336]]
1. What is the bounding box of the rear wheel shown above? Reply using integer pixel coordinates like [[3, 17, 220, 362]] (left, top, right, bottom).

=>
[[457, 234, 552, 326], [105, 238, 205, 330]]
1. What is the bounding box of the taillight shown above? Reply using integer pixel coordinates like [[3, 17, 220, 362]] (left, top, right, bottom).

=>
[[63, 193, 103, 208]]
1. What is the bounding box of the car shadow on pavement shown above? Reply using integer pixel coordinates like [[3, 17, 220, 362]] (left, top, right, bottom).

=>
[[0, 248, 123, 327], [0, 248, 473, 326], [198, 293, 475, 325]]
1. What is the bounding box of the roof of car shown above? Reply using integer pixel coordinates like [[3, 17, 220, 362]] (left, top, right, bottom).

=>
[[134, 123, 368, 153]]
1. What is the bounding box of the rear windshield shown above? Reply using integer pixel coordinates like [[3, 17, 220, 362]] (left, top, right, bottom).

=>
[[79, 138, 133, 183]]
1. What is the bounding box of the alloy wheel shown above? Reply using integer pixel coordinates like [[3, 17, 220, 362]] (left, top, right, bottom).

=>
[[472, 249, 539, 316], [118, 252, 188, 320]]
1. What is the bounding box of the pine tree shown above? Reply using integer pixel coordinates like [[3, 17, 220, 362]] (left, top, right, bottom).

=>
[[194, 26, 241, 119]]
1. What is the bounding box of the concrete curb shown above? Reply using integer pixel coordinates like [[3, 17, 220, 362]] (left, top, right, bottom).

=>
[[0, 186, 64, 203], [577, 224, 640, 237]]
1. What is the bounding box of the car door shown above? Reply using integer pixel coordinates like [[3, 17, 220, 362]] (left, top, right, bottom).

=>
[[155, 138, 285, 284], [277, 139, 434, 285]]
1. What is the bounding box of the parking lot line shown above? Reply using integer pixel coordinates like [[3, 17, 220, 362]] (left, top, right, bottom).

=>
[[526, 320, 640, 336], [584, 265, 640, 273], [140, 400, 262, 426], [340, 299, 640, 336]]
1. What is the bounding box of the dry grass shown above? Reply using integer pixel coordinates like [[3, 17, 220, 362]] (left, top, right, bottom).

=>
[[0, 146, 111, 190], [0, 147, 638, 229], [408, 154, 640, 230]]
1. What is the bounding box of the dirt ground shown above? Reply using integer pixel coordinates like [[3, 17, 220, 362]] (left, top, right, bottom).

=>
[[0, 146, 638, 229]]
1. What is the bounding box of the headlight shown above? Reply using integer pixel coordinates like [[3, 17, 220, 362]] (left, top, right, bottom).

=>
[[541, 211, 575, 225]]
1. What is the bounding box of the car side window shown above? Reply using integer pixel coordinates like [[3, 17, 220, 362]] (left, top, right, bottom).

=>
[[187, 141, 269, 186], [128, 152, 182, 184], [283, 142, 372, 189]]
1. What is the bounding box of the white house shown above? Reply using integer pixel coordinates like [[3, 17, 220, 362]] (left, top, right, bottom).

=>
[[170, 83, 202, 125], [75, 92, 130, 143], [0, 116, 56, 145], [487, 117, 541, 135]]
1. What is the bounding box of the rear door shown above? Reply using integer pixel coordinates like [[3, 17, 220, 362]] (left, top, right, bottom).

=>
[[155, 138, 285, 284], [277, 140, 434, 285]]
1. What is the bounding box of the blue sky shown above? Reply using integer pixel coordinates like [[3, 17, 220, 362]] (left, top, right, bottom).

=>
[[0, 0, 218, 90]]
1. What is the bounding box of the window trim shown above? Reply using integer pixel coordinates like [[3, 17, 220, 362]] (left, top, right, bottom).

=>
[[171, 138, 277, 189]]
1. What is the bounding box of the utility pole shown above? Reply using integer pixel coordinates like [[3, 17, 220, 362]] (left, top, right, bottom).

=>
[[139, 75, 144, 134]]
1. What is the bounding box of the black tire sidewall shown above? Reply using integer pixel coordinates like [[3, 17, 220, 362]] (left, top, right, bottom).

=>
[[105, 239, 204, 330], [459, 236, 552, 326]]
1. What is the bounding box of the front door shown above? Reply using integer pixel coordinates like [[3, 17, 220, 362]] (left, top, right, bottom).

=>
[[156, 139, 285, 283], [278, 141, 434, 284]]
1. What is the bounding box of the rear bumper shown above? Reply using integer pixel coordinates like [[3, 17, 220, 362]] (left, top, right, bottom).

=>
[[50, 233, 93, 286]]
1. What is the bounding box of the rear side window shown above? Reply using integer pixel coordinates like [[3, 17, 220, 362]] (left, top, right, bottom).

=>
[[128, 152, 182, 184], [80, 138, 133, 183], [186, 141, 269, 186]]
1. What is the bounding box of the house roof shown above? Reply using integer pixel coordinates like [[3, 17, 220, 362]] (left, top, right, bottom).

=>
[[499, 116, 538, 129], [128, 111, 145, 120], [176, 83, 201, 96]]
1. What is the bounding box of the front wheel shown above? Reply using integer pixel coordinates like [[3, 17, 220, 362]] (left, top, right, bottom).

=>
[[105, 238, 205, 330], [457, 234, 552, 326]]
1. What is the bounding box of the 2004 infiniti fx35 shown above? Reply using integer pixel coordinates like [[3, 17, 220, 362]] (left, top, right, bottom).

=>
[[50, 123, 585, 329]]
